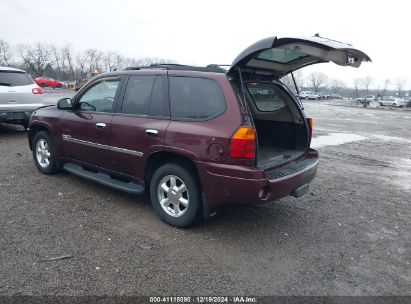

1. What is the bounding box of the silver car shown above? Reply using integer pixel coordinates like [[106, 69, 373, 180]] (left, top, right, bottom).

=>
[[0, 66, 44, 128], [380, 97, 408, 107]]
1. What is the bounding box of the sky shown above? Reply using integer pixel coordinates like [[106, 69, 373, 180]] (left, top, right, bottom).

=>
[[0, 0, 409, 89]]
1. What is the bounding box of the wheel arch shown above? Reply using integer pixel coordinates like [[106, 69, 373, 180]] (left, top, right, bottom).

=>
[[144, 151, 201, 190], [28, 123, 51, 150]]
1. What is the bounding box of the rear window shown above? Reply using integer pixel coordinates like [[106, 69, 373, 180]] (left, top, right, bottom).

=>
[[257, 48, 308, 64], [247, 83, 286, 112], [0, 71, 34, 86], [169, 77, 225, 120]]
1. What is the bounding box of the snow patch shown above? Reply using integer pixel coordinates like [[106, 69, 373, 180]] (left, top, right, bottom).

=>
[[311, 133, 367, 148], [371, 134, 411, 144]]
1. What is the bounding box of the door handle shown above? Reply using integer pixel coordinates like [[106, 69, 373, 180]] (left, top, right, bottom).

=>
[[96, 123, 107, 129], [145, 129, 158, 136]]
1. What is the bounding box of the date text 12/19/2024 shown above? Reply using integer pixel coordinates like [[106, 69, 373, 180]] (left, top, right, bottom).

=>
[[149, 296, 258, 303]]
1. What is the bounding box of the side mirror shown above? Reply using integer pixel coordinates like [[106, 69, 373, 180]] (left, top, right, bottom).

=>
[[57, 98, 72, 110]]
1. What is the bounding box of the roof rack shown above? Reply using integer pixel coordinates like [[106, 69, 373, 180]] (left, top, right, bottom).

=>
[[124, 64, 228, 73]]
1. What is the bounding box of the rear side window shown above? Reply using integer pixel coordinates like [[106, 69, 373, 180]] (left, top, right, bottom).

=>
[[148, 76, 167, 117], [169, 77, 225, 120], [0, 71, 34, 86], [122, 76, 156, 115], [247, 83, 286, 112]]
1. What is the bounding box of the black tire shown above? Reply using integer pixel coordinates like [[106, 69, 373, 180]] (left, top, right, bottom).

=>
[[32, 131, 59, 174], [150, 163, 202, 227], [22, 119, 29, 130]]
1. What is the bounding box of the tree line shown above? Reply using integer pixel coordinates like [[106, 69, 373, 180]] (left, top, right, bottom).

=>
[[282, 71, 408, 98], [0, 38, 408, 97], [0, 39, 173, 82]]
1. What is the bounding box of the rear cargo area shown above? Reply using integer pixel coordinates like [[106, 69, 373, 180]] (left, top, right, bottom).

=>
[[244, 82, 309, 168]]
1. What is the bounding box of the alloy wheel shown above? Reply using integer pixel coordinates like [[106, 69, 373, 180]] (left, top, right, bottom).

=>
[[157, 175, 189, 217], [36, 139, 51, 168]]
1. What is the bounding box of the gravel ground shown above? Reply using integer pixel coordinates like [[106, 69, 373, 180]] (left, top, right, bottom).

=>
[[0, 99, 410, 296]]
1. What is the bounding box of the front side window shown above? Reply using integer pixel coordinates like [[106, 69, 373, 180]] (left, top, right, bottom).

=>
[[247, 83, 286, 112], [78, 79, 120, 113], [169, 77, 225, 120]]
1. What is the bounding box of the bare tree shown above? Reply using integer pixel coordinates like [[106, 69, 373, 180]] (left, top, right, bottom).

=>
[[52, 46, 63, 79], [381, 78, 391, 98], [18, 43, 53, 76], [394, 78, 406, 97], [280, 70, 305, 92], [363, 76, 373, 94], [0, 39, 13, 66], [76, 51, 90, 77], [308, 72, 328, 92], [84, 49, 103, 73], [353, 78, 362, 98], [131, 57, 173, 67], [103, 51, 124, 72], [329, 79, 346, 94], [62, 45, 75, 80]]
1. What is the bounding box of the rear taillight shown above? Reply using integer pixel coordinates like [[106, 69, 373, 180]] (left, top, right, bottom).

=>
[[307, 117, 313, 145], [32, 87, 43, 94], [229, 126, 256, 159]]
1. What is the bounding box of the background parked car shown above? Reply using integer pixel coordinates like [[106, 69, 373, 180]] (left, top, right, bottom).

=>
[[380, 97, 408, 107], [0, 66, 44, 128], [300, 91, 319, 100], [330, 94, 343, 99], [34, 77, 64, 88], [356, 95, 375, 105]]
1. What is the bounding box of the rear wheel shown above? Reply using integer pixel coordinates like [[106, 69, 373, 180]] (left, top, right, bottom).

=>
[[150, 163, 201, 227], [392, 103, 397, 107], [32, 131, 59, 174]]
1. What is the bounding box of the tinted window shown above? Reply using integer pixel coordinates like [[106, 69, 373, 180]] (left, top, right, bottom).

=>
[[0, 71, 34, 86], [257, 48, 308, 64], [122, 76, 156, 115], [247, 83, 286, 112], [78, 79, 120, 113], [169, 77, 225, 120], [148, 76, 167, 117]]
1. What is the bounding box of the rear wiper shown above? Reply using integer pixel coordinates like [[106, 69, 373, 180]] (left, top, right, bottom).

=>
[[0, 82, 12, 86]]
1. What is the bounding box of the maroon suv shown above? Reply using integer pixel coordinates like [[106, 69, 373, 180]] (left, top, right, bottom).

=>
[[28, 35, 370, 227]]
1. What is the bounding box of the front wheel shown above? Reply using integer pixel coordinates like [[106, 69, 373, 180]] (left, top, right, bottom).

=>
[[32, 131, 59, 174], [150, 163, 202, 227]]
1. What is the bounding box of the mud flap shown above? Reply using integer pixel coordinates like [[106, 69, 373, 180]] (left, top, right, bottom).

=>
[[291, 184, 309, 198]]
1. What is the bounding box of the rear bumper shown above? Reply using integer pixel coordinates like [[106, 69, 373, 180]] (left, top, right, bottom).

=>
[[196, 149, 318, 208]]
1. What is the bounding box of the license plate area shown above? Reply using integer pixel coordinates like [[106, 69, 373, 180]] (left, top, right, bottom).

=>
[[6, 112, 26, 120]]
